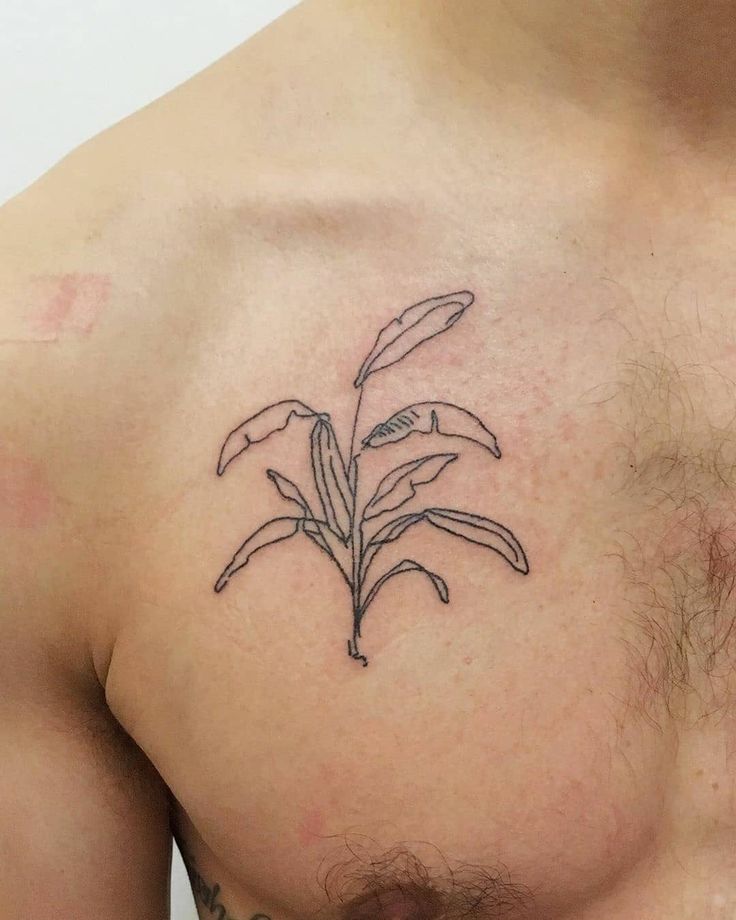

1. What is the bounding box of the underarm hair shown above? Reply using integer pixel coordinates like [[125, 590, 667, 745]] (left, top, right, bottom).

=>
[[316, 838, 535, 920], [609, 342, 736, 715]]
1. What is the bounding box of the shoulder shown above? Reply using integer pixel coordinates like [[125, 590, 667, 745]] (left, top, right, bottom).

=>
[[0, 16, 421, 723], [0, 51, 348, 680], [0, 137, 179, 914]]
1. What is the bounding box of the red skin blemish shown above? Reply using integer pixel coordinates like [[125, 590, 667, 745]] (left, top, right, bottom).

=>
[[296, 808, 326, 847], [0, 450, 53, 528], [30, 273, 111, 339], [463, 655, 474, 665]]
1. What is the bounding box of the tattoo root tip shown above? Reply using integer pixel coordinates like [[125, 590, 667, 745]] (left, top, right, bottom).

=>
[[214, 577, 228, 593]]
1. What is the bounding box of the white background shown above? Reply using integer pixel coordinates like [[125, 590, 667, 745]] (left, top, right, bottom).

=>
[[0, 1, 298, 916], [0, 0, 297, 204]]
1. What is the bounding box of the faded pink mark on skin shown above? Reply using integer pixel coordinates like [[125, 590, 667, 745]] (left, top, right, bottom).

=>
[[559, 412, 578, 443], [0, 449, 53, 528], [30, 273, 111, 338], [296, 807, 326, 847]]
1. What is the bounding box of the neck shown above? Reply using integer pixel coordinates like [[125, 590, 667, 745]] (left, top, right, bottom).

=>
[[334, 0, 736, 144]]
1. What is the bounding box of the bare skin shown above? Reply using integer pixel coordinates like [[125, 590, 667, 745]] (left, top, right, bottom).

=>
[[1, 2, 735, 918]]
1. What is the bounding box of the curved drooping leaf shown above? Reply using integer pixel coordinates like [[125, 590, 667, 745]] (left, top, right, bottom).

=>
[[363, 453, 458, 520], [361, 507, 529, 577], [362, 402, 501, 458], [353, 291, 474, 388], [310, 419, 353, 541], [425, 509, 529, 574], [214, 517, 302, 592], [361, 559, 449, 614], [214, 516, 353, 594], [218, 401, 328, 476]]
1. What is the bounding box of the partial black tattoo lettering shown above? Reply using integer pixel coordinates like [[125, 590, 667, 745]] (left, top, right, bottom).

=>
[[183, 850, 271, 920], [214, 291, 529, 665]]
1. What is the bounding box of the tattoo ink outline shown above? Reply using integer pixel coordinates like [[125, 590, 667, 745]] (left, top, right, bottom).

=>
[[214, 291, 529, 666], [182, 851, 271, 920]]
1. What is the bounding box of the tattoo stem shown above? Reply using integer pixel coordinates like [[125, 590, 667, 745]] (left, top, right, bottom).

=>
[[347, 383, 370, 663], [349, 384, 365, 469], [349, 454, 367, 664]]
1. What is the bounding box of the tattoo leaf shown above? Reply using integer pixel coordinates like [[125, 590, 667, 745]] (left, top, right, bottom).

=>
[[214, 288, 531, 666], [311, 419, 353, 541], [361, 559, 449, 614], [363, 401, 501, 458], [265, 470, 352, 580], [214, 517, 303, 592], [361, 511, 429, 577], [265, 468, 336, 556], [362, 506, 529, 578], [353, 291, 474, 388], [266, 469, 313, 516], [425, 509, 530, 574], [363, 453, 458, 520], [301, 519, 353, 587], [218, 400, 328, 475]]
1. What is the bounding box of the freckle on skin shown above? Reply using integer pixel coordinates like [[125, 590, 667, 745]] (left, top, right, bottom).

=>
[[463, 655, 473, 665], [0, 450, 53, 528]]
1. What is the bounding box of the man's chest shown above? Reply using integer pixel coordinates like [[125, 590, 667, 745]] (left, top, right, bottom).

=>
[[81, 181, 736, 917]]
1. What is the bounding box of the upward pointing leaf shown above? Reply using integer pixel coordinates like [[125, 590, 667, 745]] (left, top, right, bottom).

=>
[[353, 291, 474, 388], [310, 419, 353, 541], [218, 400, 327, 475], [362, 402, 501, 458], [363, 453, 458, 520], [266, 468, 352, 580], [266, 469, 313, 517]]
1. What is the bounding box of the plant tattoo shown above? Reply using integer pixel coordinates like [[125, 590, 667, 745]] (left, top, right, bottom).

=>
[[214, 291, 529, 666]]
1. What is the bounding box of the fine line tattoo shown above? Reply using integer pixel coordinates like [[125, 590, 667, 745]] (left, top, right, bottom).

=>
[[214, 291, 530, 665]]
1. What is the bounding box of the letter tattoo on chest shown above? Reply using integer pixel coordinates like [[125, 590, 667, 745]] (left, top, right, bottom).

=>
[[213, 291, 529, 666]]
